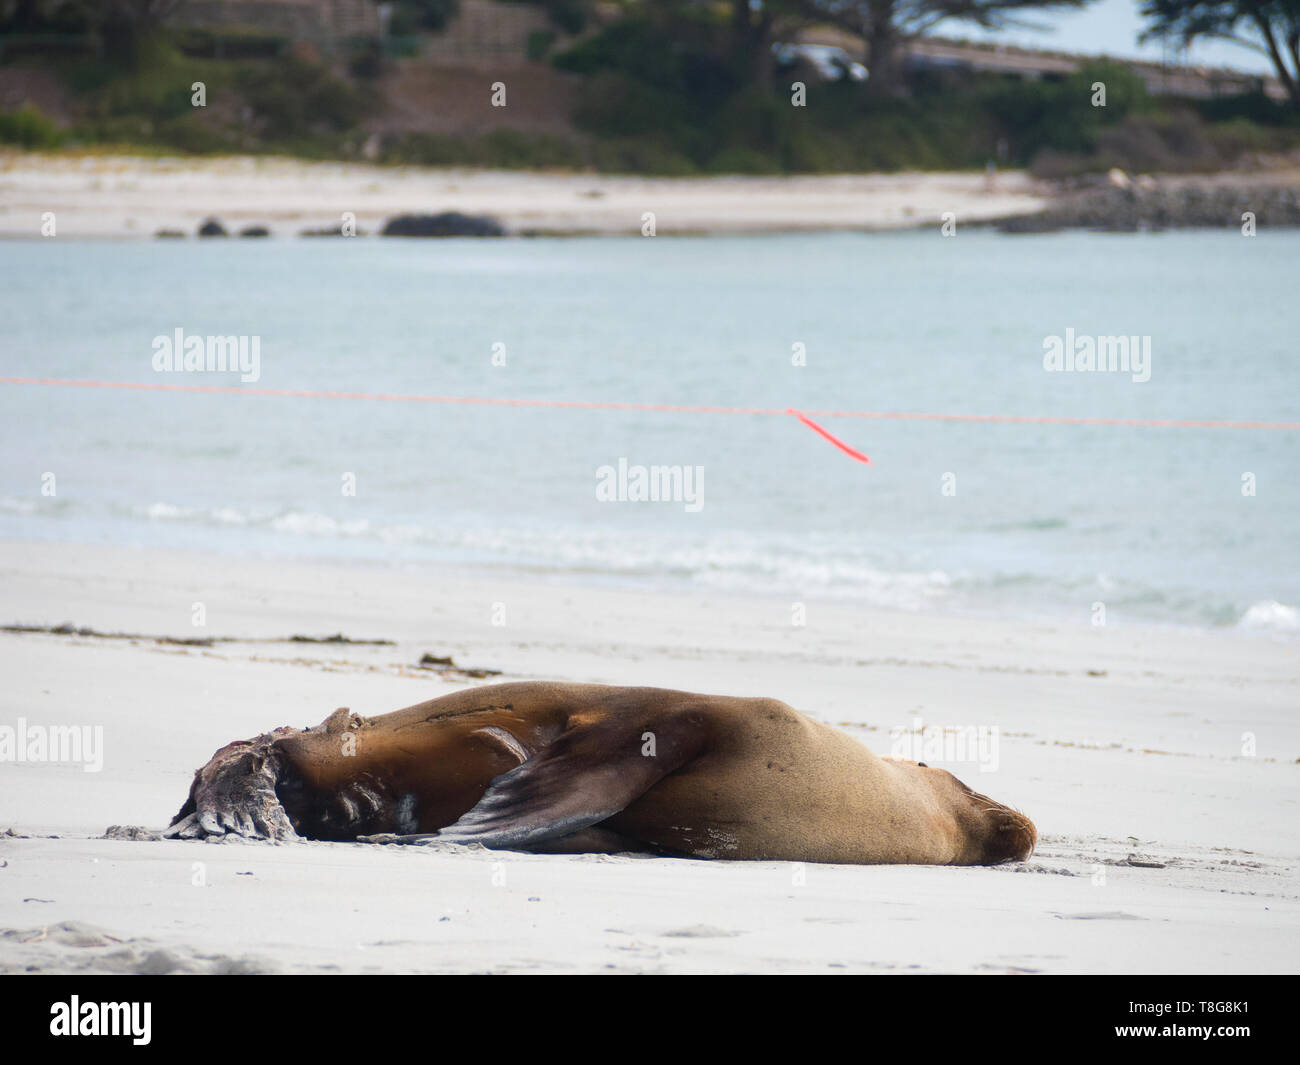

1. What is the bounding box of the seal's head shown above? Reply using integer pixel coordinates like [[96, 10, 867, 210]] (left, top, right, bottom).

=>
[[969, 797, 1037, 864], [955, 780, 1036, 864], [912, 764, 1036, 865]]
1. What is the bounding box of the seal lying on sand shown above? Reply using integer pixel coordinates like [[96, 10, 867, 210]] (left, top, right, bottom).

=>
[[165, 682, 1035, 865]]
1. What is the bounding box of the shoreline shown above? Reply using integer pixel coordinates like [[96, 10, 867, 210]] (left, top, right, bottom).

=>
[[4, 151, 1298, 239], [0, 151, 1051, 238], [2, 529, 1293, 643]]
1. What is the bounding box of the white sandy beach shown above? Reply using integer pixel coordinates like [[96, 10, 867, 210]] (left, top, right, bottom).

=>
[[0, 152, 1049, 237], [0, 539, 1296, 974]]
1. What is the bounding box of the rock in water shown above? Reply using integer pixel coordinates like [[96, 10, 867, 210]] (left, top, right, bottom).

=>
[[381, 212, 506, 237], [300, 223, 359, 237]]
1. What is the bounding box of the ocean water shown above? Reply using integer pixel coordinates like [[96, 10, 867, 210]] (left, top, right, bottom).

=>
[[1, 231, 1297, 633]]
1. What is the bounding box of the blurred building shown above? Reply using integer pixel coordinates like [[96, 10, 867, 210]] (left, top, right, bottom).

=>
[[796, 27, 1287, 102]]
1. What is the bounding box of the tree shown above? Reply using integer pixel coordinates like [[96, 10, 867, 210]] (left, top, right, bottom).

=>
[[798, 0, 1098, 95], [95, 1, 177, 63], [728, 0, 809, 85], [1140, 0, 1300, 107], [383, 0, 461, 36], [0, 0, 94, 34], [0, 1, 180, 62], [578, 0, 1098, 99]]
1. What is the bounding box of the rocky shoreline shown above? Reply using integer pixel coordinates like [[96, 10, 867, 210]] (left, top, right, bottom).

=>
[[992, 172, 1300, 233]]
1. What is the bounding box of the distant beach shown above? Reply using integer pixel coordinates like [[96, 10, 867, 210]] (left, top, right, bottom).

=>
[[0, 152, 1051, 237]]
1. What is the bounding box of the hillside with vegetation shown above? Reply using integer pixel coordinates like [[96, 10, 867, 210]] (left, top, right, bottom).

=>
[[1, 0, 1297, 175]]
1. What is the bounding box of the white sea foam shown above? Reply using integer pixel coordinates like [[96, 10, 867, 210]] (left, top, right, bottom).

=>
[[269, 511, 371, 537], [1236, 600, 1299, 632], [140, 502, 196, 521], [51, 500, 1282, 631], [116, 501, 962, 606]]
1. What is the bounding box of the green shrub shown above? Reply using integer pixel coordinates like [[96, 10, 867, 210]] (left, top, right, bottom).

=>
[[476, 127, 586, 168], [500, 0, 592, 35], [1205, 116, 1283, 157], [555, 18, 692, 91], [349, 42, 386, 80], [153, 113, 241, 154], [238, 57, 376, 139], [527, 30, 557, 62], [1194, 91, 1300, 128], [587, 136, 698, 175], [0, 104, 62, 148], [545, 0, 592, 35], [388, 0, 460, 35], [380, 129, 587, 169], [705, 145, 780, 174]]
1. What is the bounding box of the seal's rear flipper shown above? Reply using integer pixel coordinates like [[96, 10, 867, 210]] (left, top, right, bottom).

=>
[[435, 709, 708, 849]]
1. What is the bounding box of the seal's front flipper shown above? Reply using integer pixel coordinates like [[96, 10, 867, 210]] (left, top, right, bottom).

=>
[[164, 727, 303, 842], [436, 709, 708, 849]]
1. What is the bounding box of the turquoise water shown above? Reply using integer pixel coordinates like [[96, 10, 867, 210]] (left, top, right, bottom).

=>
[[1, 231, 1297, 631]]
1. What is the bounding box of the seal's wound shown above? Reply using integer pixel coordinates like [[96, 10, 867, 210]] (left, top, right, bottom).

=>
[[165, 682, 1036, 865]]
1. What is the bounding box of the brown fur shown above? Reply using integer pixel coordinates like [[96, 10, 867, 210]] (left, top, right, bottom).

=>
[[166, 682, 1036, 866]]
